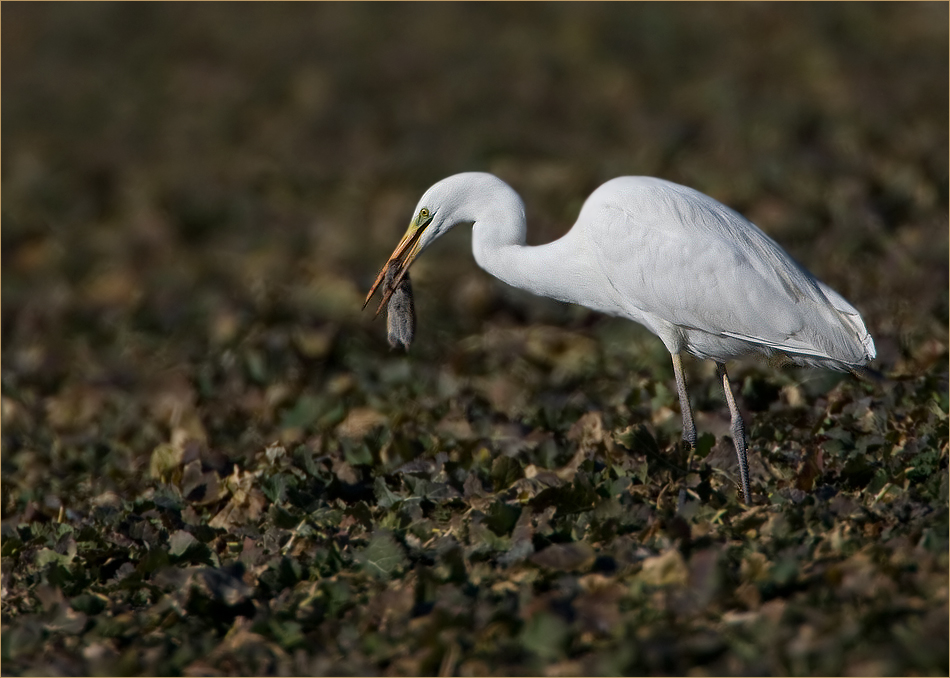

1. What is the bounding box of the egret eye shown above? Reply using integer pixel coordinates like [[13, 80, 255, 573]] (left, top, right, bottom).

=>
[[419, 208, 430, 221]]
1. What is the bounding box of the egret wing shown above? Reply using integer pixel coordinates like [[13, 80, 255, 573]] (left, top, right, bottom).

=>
[[587, 178, 869, 365]]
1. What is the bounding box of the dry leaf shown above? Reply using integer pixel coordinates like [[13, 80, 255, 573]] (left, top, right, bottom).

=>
[[640, 548, 688, 587]]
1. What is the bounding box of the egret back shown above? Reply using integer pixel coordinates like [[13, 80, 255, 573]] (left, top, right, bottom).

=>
[[577, 176, 875, 369]]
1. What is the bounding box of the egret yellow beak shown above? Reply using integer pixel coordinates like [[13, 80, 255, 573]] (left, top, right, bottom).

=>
[[362, 214, 430, 317]]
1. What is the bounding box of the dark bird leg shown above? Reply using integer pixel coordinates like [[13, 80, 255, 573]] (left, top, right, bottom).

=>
[[716, 362, 751, 503], [671, 353, 696, 447], [671, 353, 696, 511]]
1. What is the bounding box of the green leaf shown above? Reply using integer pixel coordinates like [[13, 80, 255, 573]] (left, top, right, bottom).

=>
[[374, 477, 403, 509], [262, 473, 291, 503], [149, 443, 183, 480], [295, 445, 330, 481], [521, 611, 569, 661], [343, 441, 373, 466], [484, 501, 521, 536], [468, 522, 510, 553], [245, 349, 268, 383], [344, 501, 374, 529], [1, 535, 23, 557], [280, 395, 322, 430], [695, 432, 715, 459], [168, 530, 198, 557], [770, 557, 798, 586], [319, 578, 353, 617], [260, 556, 305, 593], [616, 424, 660, 457], [269, 504, 299, 529], [355, 531, 408, 580], [137, 547, 170, 575], [36, 547, 73, 567], [316, 402, 347, 430], [268, 618, 305, 650], [70, 593, 107, 616], [531, 480, 598, 515], [436, 543, 468, 583], [491, 456, 522, 492]]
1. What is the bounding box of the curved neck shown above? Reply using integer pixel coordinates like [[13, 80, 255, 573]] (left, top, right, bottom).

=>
[[423, 173, 606, 310], [470, 203, 590, 307]]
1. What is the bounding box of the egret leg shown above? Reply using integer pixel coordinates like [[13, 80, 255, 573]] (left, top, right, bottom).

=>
[[671, 353, 696, 446], [716, 362, 751, 504]]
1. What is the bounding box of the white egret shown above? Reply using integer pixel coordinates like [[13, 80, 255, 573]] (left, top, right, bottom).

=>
[[364, 172, 876, 503]]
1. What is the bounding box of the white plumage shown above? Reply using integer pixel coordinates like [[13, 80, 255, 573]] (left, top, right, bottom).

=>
[[364, 172, 876, 503]]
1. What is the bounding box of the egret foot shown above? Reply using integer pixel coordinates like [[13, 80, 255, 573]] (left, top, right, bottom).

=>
[[716, 362, 751, 504]]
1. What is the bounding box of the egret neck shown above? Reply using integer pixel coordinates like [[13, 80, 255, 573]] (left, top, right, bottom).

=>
[[468, 185, 606, 312]]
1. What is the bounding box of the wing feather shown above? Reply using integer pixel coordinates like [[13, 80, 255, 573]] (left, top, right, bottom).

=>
[[582, 177, 871, 366]]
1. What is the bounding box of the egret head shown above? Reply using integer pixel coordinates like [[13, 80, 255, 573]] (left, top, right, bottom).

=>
[[363, 173, 518, 315], [361, 203, 436, 315]]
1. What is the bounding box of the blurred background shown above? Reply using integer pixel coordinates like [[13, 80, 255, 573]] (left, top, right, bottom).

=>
[[3, 5, 948, 675], [3, 1, 947, 496]]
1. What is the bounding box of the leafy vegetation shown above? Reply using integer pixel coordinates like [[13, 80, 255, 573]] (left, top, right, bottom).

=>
[[2, 3, 947, 675]]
